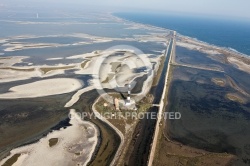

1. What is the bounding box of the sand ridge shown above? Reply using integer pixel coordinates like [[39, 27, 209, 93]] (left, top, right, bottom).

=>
[[0, 109, 99, 166], [0, 78, 83, 99]]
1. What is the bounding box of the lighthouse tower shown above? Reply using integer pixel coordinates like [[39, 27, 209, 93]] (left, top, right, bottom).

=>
[[126, 84, 131, 105]]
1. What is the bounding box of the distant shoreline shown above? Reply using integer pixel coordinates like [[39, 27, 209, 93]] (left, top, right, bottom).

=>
[[113, 13, 250, 58]]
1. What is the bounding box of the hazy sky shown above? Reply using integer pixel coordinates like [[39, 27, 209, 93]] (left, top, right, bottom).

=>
[[1, 0, 250, 20], [102, 0, 250, 19]]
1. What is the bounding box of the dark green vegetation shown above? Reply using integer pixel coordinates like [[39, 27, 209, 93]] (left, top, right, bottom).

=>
[[125, 38, 173, 166], [49, 138, 59, 147], [2, 154, 21, 166], [72, 89, 121, 166], [40, 65, 75, 74], [95, 93, 153, 134], [0, 67, 35, 72]]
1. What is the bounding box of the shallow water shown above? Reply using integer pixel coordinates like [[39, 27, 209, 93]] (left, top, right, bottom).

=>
[[166, 46, 250, 165]]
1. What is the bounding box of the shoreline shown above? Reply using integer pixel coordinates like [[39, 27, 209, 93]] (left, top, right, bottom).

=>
[[153, 27, 250, 165], [0, 12, 249, 166], [110, 14, 250, 165], [112, 13, 250, 60]]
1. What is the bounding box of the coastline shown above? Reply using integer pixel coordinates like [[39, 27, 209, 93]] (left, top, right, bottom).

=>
[[114, 13, 250, 165], [0, 11, 249, 166], [112, 13, 250, 60], [155, 29, 249, 166]]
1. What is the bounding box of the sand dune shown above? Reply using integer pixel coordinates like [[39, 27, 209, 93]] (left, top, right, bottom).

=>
[[177, 41, 220, 55], [228, 57, 250, 74]]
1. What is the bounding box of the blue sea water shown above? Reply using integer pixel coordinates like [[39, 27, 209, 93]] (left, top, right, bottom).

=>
[[115, 12, 250, 56]]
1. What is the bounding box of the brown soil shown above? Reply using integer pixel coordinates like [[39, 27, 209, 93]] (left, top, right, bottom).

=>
[[153, 126, 237, 166]]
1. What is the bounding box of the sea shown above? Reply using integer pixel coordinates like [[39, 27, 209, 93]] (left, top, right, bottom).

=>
[[115, 12, 250, 56]]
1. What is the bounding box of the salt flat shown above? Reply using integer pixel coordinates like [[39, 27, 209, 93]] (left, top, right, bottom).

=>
[[0, 11, 168, 166], [0, 109, 98, 166], [0, 78, 83, 99]]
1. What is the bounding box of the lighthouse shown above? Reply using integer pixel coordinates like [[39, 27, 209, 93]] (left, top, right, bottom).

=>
[[126, 83, 131, 105]]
